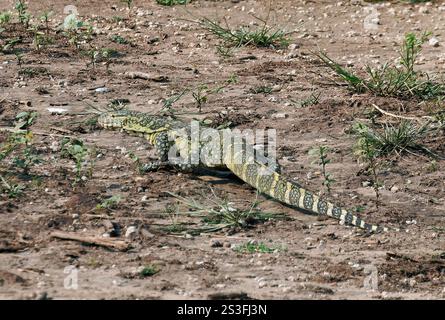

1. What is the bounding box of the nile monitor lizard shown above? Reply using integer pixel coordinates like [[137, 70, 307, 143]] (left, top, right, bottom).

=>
[[98, 110, 389, 233]]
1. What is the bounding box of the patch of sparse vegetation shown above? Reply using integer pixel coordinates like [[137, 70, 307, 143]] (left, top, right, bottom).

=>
[[249, 85, 273, 95], [96, 195, 122, 210], [30, 25, 54, 51], [163, 190, 289, 235], [353, 120, 434, 158], [292, 91, 321, 108], [233, 241, 282, 254], [111, 15, 124, 23], [0, 112, 40, 198], [0, 11, 12, 27], [10, 112, 40, 176], [1, 37, 21, 54], [215, 44, 235, 58], [317, 32, 444, 100], [85, 48, 118, 71], [63, 15, 94, 49], [352, 120, 437, 207]]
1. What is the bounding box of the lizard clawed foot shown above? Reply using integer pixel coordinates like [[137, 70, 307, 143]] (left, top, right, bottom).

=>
[[140, 161, 195, 173], [140, 161, 170, 172]]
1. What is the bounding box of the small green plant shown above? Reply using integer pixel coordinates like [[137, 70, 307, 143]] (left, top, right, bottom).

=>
[[111, 16, 124, 23], [426, 159, 438, 173], [200, 16, 290, 48], [191, 84, 209, 112], [1, 38, 21, 53], [353, 123, 383, 207], [39, 10, 52, 34], [0, 11, 12, 26], [317, 32, 444, 100], [234, 241, 281, 254], [191, 79, 233, 113], [63, 16, 93, 49], [156, 0, 188, 6], [249, 85, 273, 95], [12, 112, 40, 176], [216, 44, 235, 58], [0, 112, 40, 189], [158, 90, 188, 115], [60, 138, 90, 186], [15, 1, 30, 28], [0, 175, 25, 198], [127, 151, 148, 174], [84, 48, 117, 71], [30, 25, 53, 51], [14, 50, 24, 68], [292, 91, 321, 108], [121, 0, 134, 10], [99, 48, 116, 71], [110, 34, 130, 45], [85, 48, 99, 69], [309, 145, 335, 193], [96, 195, 121, 210], [140, 265, 159, 277]]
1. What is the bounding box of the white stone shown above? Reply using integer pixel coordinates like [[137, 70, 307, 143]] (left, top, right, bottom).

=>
[[419, 7, 429, 14], [272, 113, 288, 119], [429, 37, 440, 47], [125, 226, 137, 239], [47, 107, 68, 114]]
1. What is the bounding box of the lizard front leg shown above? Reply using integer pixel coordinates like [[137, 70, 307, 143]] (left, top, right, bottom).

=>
[[142, 132, 197, 172]]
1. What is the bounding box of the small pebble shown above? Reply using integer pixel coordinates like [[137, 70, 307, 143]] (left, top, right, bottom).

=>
[[429, 37, 439, 47], [210, 240, 223, 248], [125, 226, 138, 239]]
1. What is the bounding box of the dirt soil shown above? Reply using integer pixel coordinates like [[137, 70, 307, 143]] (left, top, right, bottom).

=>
[[1, 0, 445, 300]]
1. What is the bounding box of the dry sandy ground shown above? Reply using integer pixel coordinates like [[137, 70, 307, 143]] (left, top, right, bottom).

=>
[[0, 0, 444, 299]]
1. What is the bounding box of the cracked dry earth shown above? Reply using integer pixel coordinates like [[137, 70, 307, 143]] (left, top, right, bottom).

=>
[[1, 0, 445, 299]]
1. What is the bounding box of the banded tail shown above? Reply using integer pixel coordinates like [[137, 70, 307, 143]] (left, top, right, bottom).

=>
[[225, 159, 388, 233]]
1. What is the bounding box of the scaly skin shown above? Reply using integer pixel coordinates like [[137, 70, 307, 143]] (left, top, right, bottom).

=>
[[97, 110, 389, 232]]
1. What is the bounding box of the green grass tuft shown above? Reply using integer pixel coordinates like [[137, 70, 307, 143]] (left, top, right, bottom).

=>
[[140, 265, 159, 277], [353, 120, 437, 158], [317, 32, 444, 100], [199, 17, 290, 49]]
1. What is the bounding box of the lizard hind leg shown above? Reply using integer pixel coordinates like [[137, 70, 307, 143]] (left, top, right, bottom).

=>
[[146, 132, 198, 173]]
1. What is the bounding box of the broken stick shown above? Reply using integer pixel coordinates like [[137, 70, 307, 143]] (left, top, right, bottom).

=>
[[50, 231, 129, 251]]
